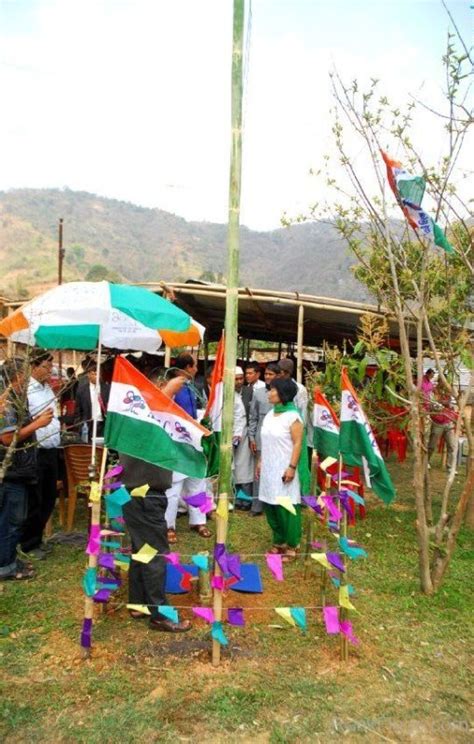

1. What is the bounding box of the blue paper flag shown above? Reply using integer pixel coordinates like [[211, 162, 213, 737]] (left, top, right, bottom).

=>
[[107, 486, 132, 507], [100, 541, 122, 549], [158, 606, 179, 624], [236, 488, 253, 502], [191, 554, 209, 572], [290, 607, 307, 631], [339, 536, 368, 560], [211, 621, 228, 646], [82, 567, 97, 597], [105, 496, 123, 520], [330, 576, 356, 594], [340, 488, 365, 506]]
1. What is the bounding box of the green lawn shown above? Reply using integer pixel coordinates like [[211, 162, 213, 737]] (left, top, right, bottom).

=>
[[1, 455, 473, 743]]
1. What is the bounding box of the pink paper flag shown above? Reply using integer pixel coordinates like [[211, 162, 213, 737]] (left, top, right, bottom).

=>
[[163, 552, 181, 566], [86, 524, 101, 556], [265, 553, 284, 581], [200, 496, 214, 514], [192, 607, 214, 623], [104, 464, 123, 480], [340, 619, 359, 645], [323, 606, 340, 634], [211, 576, 224, 590], [322, 495, 343, 521]]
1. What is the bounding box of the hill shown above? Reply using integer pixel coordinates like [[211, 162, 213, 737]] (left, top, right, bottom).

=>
[[0, 188, 371, 301]]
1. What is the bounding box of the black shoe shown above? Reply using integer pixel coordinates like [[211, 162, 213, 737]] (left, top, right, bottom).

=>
[[251, 511, 263, 517], [149, 618, 192, 633]]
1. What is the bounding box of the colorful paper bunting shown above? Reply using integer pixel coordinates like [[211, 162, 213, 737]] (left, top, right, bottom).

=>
[[180, 572, 193, 591], [211, 621, 228, 645], [290, 607, 307, 631], [339, 537, 367, 560], [107, 486, 132, 507], [98, 553, 115, 569], [302, 495, 323, 515], [227, 608, 245, 626], [211, 575, 224, 591], [82, 567, 97, 597], [226, 553, 242, 580], [265, 553, 284, 581], [130, 483, 150, 497], [192, 554, 209, 571], [276, 496, 297, 515], [132, 543, 158, 564], [93, 588, 112, 603], [331, 469, 350, 482], [127, 604, 151, 615], [339, 585, 358, 612], [192, 607, 215, 623], [340, 488, 365, 506], [80, 618, 93, 648], [163, 552, 181, 566], [100, 540, 121, 549], [158, 606, 179, 623], [326, 552, 345, 573], [323, 606, 340, 634], [236, 488, 253, 502], [105, 464, 123, 480], [340, 620, 359, 645], [102, 480, 123, 491], [86, 524, 101, 556], [183, 491, 207, 508], [214, 543, 228, 574], [322, 495, 343, 521], [275, 607, 296, 627], [311, 553, 332, 570]]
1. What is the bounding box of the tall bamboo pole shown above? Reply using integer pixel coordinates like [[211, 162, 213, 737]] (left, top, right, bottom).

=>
[[212, 0, 245, 667], [296, 304, 304, 384]]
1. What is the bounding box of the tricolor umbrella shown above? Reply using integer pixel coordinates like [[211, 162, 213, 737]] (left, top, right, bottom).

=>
[[0, 281, 204, 351]]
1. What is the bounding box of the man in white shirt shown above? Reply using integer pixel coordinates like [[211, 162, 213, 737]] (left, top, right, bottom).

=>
[[234, 367, 255, 510], [21, 351, 61, 559]]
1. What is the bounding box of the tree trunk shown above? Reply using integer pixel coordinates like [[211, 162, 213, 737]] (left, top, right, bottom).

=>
[[411, 395, 434, 594]]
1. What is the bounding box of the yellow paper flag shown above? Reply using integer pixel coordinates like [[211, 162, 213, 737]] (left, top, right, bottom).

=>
[[115, 559, 129, 572], [131, 484, 150, 497], [126, 604, 151, 615], [339, 585, 358, 612], [89, 481, 101, 503], [132, 543, 158, 564], [277, 496, 297, 515], [215, 498, 228, 520], [320, 456, 338, 471], [275, 607, 296, 627], [311, 552, 332, 570]]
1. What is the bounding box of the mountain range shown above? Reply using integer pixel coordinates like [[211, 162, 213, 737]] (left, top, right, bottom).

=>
[[0, 188, 371, 302]]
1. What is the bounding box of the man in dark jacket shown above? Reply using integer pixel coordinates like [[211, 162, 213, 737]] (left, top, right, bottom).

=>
[[0, 358, 53, 581], [75, 361, 110, 441]]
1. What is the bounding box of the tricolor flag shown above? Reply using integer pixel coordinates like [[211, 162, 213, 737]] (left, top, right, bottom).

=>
[[339, 368, 396, 504], [402, 200, 454, 254], [313, 390, 340, 460], [380, 150, 425, 211], [204, 332, 225, 432], [105, 357, 211, 478]]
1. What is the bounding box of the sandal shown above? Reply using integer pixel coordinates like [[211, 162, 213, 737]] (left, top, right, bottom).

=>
[[282, 548, 299, 563], [1, 567, 35, 581], [167, 528, 177, 544], [129, 610, 149, 619], [190, 525, 212, 538], [268, 545, 286, 554]]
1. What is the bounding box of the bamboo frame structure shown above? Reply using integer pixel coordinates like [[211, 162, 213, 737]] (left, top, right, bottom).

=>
[[212, 0, 245, 667]]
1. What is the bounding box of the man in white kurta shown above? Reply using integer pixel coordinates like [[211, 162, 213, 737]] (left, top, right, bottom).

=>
[[233, 367, 255, 509]]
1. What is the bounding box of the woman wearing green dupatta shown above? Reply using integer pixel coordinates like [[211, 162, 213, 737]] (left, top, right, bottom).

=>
[[256, 378, 310, 562]]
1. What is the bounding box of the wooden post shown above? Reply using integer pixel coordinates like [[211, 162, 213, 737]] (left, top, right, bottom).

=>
[[296, 304, 304, 384], [304, 451, 318, 579], [164, 346, 171, 368], [212, 0, 245, 667], [337, 455, 349, 662], [81, 447, 108, 659]]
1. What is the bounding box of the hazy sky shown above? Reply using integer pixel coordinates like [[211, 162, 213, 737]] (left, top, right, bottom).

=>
[[0, 0, 471, 229]]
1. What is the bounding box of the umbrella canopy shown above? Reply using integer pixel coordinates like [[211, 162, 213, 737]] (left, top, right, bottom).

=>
[[0, 281, 204, 351]]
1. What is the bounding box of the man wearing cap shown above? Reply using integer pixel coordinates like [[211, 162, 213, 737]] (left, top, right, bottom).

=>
[[278, 358, 309, 424], [233, 366, 255, 510]]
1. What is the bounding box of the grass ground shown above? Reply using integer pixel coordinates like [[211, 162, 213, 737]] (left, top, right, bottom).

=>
[[1, 455, 473, 743]]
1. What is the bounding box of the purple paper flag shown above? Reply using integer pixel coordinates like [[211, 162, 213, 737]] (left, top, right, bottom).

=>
[[302, 495, 323, 515], [211, 575, 224, 590], [80, 618, 92, 648], [200, 496, 214, 515], [323, 606, 340, 634], [184, 491, 207, 508], [226, 553, 241, 580], [227, 607, 245, 626], [331, 470, 349, 482], [214, 543, 229, 574], [326, 552, 345, 573], [340, 619, 359, 645], [105, 464, 123, 480], [322, 495, 343, 521], [86, 524, 101, 556], [192, 607, 214, 623], [97, 576, 121, 587], [93, 588, 112, 603], [164, 552, 181, 567], [98, 553, 115, 569], [102, 480, 123, 491], [265, 553, 284, 581]]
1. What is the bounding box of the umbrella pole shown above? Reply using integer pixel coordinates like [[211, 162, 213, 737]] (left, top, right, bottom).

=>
[[91, 328, 103, 470]]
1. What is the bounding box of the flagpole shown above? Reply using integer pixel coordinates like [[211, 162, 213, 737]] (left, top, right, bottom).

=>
[[212, 0, 245, 667], [338, 457, 349, 662]]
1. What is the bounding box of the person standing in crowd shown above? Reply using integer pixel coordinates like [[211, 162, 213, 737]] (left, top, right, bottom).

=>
[[428, 386, 458, 472], [233, 366, 255, 510], [278, 358, 309, 424], [75, 361, 110, 442], [164, 357, 212, 540], [20, 351, 61, 560], [256, 377, 310, 562], [61, 366, 78, 429], [244, 361, 265, 391], [0, 358, 53, 581], [421, 368, 436, 407], [248, 362, 279, 515], [120, 373, 191, 632]]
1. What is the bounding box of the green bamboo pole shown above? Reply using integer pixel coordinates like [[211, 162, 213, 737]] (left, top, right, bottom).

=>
[[211, 0, 245, 667]]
